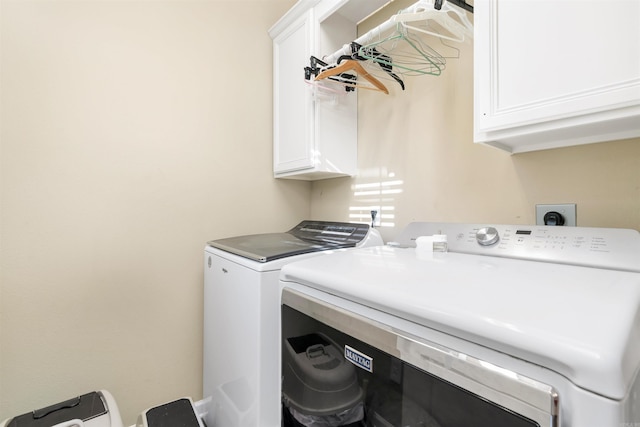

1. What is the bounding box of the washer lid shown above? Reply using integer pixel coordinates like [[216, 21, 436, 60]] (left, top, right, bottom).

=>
[[207, 221, 370, 262]]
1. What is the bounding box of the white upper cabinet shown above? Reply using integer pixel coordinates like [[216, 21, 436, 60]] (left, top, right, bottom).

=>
[[269, 0, 390, 180], [474, 0, 640, 153], [271, 6, 318, 176]]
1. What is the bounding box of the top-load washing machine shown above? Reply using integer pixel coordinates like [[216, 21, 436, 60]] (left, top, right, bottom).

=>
[[201, 220, 382, 427]]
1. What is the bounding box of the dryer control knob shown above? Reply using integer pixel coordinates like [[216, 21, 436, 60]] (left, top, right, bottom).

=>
[[476, 227, 499, 246]]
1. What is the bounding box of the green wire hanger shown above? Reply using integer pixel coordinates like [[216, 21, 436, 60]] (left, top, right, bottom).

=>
[[357, 22, 446, 77]]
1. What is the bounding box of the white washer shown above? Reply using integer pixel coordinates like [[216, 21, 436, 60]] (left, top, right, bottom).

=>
[[201, 221, 382, 427], [280, 223, 640, 427]]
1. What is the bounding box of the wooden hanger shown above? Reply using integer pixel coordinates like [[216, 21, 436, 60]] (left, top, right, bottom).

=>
[[315, 60, 389, 94]]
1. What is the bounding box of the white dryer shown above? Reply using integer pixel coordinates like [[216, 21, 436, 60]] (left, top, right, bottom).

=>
[[201, 221, 382, 427], [280, 223, 640, 427]]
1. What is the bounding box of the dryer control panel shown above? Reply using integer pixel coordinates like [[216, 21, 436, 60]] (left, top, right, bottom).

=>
[[392, 222, 640, 272]]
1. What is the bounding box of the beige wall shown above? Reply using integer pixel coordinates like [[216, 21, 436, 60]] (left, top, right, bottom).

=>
[[310, 1, 640, 243], [2, 0, 639, 424], [0, 0, 305, 424]]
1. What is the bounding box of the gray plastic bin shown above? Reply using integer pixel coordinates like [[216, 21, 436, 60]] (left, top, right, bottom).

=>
[[282, 333, 364, 426]]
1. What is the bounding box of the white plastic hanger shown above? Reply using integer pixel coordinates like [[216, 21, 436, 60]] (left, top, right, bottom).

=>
[[391, 0, 473, 43]]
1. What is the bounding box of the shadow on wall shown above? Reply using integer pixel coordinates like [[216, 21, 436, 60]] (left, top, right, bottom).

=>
[[311, 135, 640, 241]]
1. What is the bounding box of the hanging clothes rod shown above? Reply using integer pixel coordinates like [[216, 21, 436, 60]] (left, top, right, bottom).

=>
[[322, 0, 472, 65], [439, 0, 473, 13]]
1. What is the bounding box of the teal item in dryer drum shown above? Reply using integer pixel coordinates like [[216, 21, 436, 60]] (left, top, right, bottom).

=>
[[282, 333, 364, 418]]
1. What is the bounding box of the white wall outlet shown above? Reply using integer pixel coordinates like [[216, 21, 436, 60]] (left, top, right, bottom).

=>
[[536, 204, 577, 226]]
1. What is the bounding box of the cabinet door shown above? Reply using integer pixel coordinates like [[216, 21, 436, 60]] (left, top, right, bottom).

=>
[[272, 10, 315, 174], [474, 0, 640, 152]]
